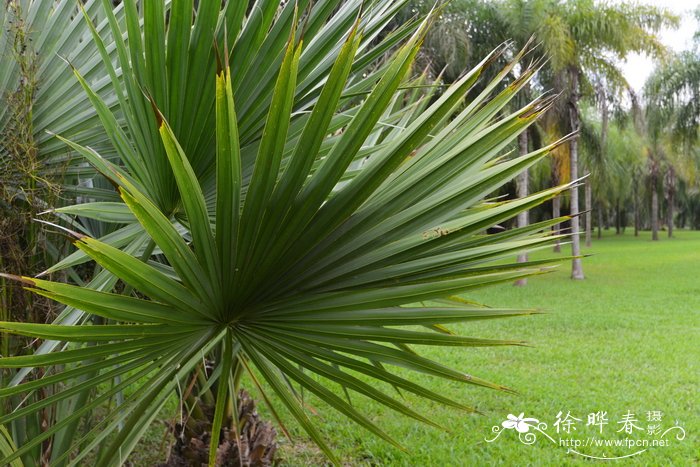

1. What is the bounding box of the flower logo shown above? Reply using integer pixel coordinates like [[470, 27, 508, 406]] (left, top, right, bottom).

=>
[[502, 413, 540, 433]]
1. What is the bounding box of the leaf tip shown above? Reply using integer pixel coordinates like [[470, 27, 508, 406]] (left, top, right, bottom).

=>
[[33, 218, 89, 243]]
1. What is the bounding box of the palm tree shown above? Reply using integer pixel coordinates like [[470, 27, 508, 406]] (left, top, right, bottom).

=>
[[489, 0, 575, 259], [0, 2, 572, 465], [411, 0, 676, 279], [531, 0, 676, 277], [646, 50, 700, 238], [645, 50, 700, 146]]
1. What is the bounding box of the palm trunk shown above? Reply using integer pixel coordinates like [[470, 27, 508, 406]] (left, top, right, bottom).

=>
[[585, 86, 606, 247], [650, 156, 659, 241], [514, 131, 529, 287], [633, 175, 640, 237], [666, 166, 675, 238], [568, 68, 584, 279], [584, 174, 592, 247], [552, 154, 561, 253], [651, 188, 659, 240], [597, 202, 603, 239], [552, 196, 561, 252], [615, 200, 621, 234], [161, 389, 278, 467]]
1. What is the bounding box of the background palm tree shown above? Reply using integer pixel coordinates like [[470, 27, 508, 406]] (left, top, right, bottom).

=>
[[532, 0, 676, 277], [409, 0, 677, 278], [645, 45, 700, 239]]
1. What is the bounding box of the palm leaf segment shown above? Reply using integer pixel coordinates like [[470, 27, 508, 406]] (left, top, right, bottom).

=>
[[1, 5, 572, 467]]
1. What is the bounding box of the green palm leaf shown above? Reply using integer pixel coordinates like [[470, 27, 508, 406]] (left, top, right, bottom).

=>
[[1, 4, 573, 466]]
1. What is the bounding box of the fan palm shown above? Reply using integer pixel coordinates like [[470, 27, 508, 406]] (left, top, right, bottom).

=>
[[1, 3, 574, 467], [3, 1, 430, 464], [5, 0, 419, 404]]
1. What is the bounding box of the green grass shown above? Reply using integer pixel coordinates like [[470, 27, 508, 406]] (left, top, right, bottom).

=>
[[265, 229, 699, 466]]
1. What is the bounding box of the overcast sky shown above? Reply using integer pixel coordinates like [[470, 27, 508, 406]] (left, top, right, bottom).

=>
[[618, 0, 700, 93]]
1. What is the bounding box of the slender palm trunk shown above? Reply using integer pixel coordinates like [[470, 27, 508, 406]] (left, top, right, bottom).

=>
[[569, 68, 584, 279], [584, 174, 592, 247], [633, 174, 640, 237], [650, 156, 659, 241], [569, 154, 584, 279], [651, 188, 659, 240], [552, 197, 561, 251], [585, 86, 606, 247], [597, 202, 603, 239], [666, 166, 675, 238], [514, 131, 529, 286], [552, 161, 561, 252]]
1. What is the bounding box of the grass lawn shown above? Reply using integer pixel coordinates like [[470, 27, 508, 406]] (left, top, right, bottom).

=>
[[262, 229, 699, 466]]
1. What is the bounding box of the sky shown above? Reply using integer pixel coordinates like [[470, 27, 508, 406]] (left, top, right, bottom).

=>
[[618, 0, 700, 93]]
